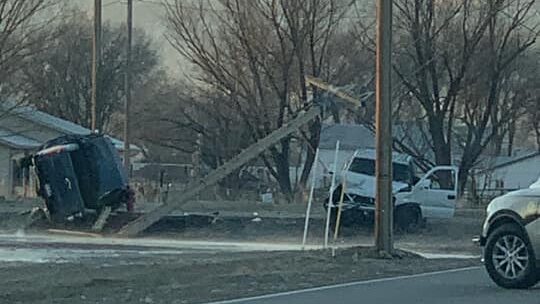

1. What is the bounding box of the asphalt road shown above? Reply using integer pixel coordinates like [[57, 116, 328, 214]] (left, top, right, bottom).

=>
[[211, 267, 540, 304]]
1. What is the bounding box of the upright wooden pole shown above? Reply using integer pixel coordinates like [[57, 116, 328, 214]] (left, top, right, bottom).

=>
[[91, 0, 102, 132], [375, 0, 394, 255]]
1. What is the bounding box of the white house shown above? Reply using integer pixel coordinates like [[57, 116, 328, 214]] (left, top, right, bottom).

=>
[[476, 151, 540, 190], [0, 105, 139, 199]]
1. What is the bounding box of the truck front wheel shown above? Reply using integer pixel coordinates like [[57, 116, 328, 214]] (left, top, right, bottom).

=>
[[395, 204, 421, 232]]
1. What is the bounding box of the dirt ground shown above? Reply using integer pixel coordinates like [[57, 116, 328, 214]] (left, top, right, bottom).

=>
[[134, 198, 483, 254], [0, 198, 485, 255], [0, 245, 479, 304], [0, 199, 485, 303], [138, 206, 484, 256]]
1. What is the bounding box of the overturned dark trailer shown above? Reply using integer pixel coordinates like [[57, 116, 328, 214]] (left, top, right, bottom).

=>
[[29, 134, 133, 223]]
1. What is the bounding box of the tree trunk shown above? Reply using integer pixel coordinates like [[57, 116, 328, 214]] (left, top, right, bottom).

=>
[[492, 132, 504, 156], [274, 155, 292, 200], [298, 119, 321, 190], [507, 120, 516, 157], [429, 116, 452, 166], [267, 140, 293, 200], [458, 160, 473, 197]]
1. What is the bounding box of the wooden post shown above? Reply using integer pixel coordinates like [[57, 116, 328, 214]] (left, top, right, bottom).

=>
[[375, 0, 394, 255], [123, 0, 133, 172], [116, 107, 321, 236], [91, 0, 102, 132], [333, 177, 347, 241], [324, 141, 340, 248], [302, 147, 320, 249]]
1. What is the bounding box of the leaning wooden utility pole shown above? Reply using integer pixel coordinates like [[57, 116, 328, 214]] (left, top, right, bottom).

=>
[[117, 77, 367, 237], [375, 0, 394, 255], [117, 107, 321, 237], [123, 0, 133, 173], [91, 0, 102, 132]]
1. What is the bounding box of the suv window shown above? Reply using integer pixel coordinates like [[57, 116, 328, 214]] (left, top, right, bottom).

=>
[[348, 158, 411, 184]]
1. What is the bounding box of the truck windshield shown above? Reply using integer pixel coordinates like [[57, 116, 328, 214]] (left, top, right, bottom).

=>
[[348, 158, 411, 183]]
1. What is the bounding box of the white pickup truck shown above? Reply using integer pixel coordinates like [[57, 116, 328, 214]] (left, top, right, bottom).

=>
[[324, 149, 459, 230]]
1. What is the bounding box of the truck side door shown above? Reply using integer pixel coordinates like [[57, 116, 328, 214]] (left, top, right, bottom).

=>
[[413, 166, 459, 219]]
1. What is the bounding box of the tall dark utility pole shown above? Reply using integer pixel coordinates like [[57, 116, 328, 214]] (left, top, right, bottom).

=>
[[91, 0, 102, 132], [375, 0, 394, 255], [124, 0, 133, 173]]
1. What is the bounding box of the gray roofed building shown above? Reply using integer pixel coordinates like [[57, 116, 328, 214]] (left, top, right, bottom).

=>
[[0, 128, 42, 150], [12, 106, 91, 136], [319, 123, 375, 151], [320, 122, 437, 154], [475, 150, 540, 191], [9, 105, 138, 152], [0, 104, 139, 199], [476, 150, 540, 173]]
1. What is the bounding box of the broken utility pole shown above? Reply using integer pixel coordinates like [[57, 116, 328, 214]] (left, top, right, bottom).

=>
[[117, 75, 368, 237], [375, 0, 394, 255], [117, 107, 321, 236], [305, 76, 365, 107]]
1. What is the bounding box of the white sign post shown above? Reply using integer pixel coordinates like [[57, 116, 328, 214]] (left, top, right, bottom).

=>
[[302, 148, 320, 249], [324, 141, 340, 248]]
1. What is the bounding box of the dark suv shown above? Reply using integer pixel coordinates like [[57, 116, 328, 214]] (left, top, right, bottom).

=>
[[31, 134, 130, 222]]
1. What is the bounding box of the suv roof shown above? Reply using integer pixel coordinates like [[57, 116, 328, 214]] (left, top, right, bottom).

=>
[[352, 149, 412, 165]]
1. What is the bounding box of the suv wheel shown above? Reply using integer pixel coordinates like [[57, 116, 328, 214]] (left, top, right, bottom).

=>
[[484, 223, 538, 289]]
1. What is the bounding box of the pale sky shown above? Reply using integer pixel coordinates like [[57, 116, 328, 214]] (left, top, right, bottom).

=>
[[69, 0, 182, 74]]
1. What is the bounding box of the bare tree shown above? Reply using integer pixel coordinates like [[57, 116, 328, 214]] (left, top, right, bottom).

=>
[[12, 9, 159, 132], [388, 0, 539, 188], [165, 0, 351, 198], [0, 0, 58, 95], [455, 0, 538, 187], [132, 75, 254, 193], [516, 50, 540, 152], [527, 92, 540, 152]]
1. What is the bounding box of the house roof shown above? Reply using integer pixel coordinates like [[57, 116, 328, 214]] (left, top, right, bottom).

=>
[[320, 122, 435, 151], [0, 128, 41, 150], [319, 123, 375, 150], [4, 105, 140, 152], [482, 151, 540, 172], [13, 106, 91, 136]]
